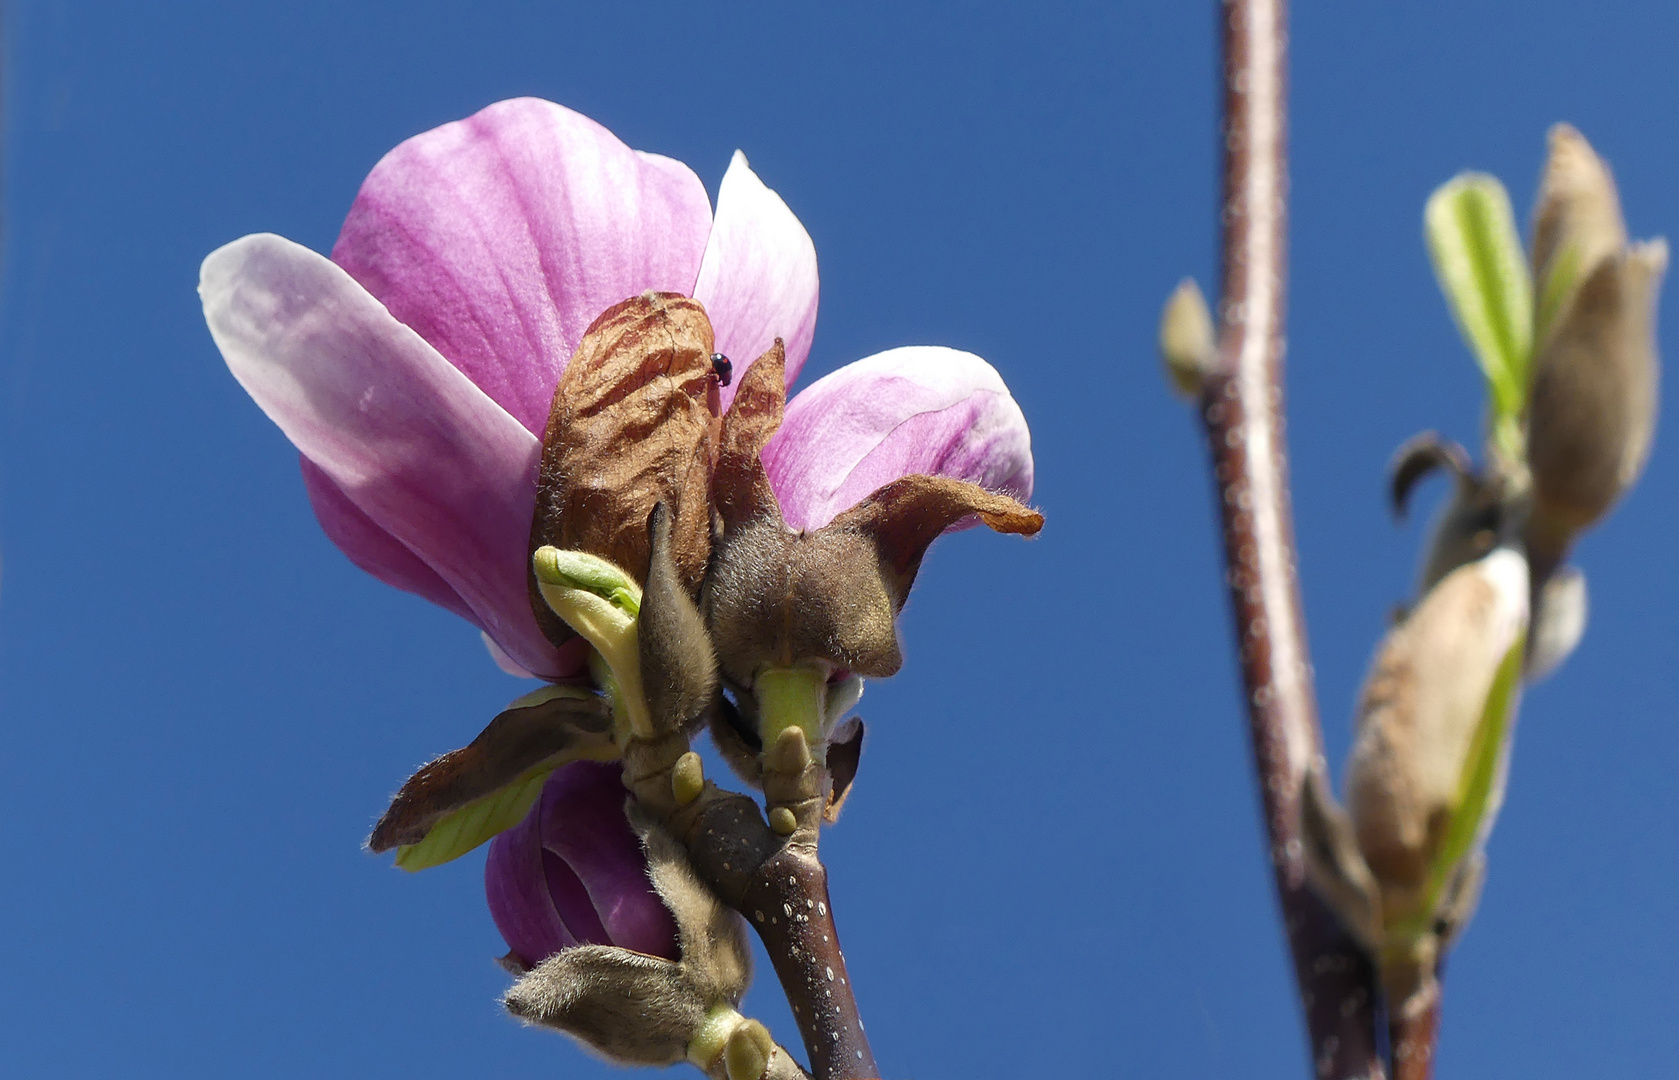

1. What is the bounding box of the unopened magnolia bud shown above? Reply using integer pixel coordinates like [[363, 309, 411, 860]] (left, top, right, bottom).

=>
[[1158, 278, 1218, 398], [1532, 124, 1627, 340], [639, 503, 719, 735], [505, 945, 704, 1065], [505, 811, 755, 1064], [1345, 548, 1528, 1012], [1526, 239, 1664, 562]]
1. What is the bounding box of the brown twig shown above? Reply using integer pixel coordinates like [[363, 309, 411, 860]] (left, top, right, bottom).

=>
[[626, 735, 877, 1080], [1389, 994, 1441, 1080], [1201, 1, 1386, 1076]]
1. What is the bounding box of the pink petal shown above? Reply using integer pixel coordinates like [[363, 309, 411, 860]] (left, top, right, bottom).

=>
[[692, 151, 819, 413], [481, 631, 537, 679], [763, 347, 1035, 531], [331, 98, 714, 436], [201, 232, 571, 679], [486, 803, 580, 968], [539, 762, 679, 960]]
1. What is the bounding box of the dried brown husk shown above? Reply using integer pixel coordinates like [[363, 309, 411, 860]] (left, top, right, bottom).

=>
[[529, 293, 723, 648], [368, 690, 612, 852]]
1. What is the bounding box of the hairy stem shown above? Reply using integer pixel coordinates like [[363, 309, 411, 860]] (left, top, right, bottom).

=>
[[1204, 1, 1387, 1076]]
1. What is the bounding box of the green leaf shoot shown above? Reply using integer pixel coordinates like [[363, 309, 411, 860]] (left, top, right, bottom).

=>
[[1420, 632, 1526, 918], [1425, 174, 1535, 430]]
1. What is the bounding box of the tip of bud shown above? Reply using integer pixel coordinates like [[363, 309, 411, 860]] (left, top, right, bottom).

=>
[[724, 1020, 774, 1080], [1158, 278, 1218, 398], [532, 547, 643, 615], [671, 751, 705, 807], [766, 724, 814, 774], [768, 806, 798, 836]]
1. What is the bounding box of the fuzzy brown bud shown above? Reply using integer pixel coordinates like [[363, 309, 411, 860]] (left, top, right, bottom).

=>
[[1527, 240, 1665, 557], [503, 811, 753, 1064]]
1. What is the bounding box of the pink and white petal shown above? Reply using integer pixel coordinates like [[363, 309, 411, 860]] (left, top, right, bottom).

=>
[[763, 346, 1034, 531], [300, 456, 477, 623], [482, 631, 537, 679], [331, 98, 714, 436], [692, 151, 819, 412], [201, 232, 570, 679]]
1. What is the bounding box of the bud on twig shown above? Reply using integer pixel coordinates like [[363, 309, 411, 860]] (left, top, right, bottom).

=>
[[1525, 126, 1664, 579], [1526, 241, 1665, 559], [1158, 278, 1218, 398], [1304, 549, 1528, 1017]]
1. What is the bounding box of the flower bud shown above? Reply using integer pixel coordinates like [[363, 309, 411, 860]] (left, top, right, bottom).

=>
[[1532, 124, 1627, 340], [1158, 278, 1218, 398], [1343, 547, 1528, 1011], [1526, 239, 1665, 558]]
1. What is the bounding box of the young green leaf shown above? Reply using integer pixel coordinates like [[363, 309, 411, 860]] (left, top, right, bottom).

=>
[[1420, 632, 1526, 917], [395, 737, 618, 871], [1425, 174, 1535, 423]]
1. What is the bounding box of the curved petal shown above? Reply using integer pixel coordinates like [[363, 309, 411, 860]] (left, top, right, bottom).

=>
[[692, 151, 819, 412], [763, 346, 1035, 531], [482, 631, 537, 679], [331, 98, 714, 436], [486, 804, 579, 968], [541, 762, 679, 960], [201, 232, 570, 678]]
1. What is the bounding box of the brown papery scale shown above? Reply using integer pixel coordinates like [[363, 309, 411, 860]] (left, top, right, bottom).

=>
[[528, 292, 723, 646]]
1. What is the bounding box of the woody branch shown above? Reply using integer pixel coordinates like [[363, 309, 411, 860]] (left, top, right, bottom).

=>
[[1202, 1, 1386, 1076]]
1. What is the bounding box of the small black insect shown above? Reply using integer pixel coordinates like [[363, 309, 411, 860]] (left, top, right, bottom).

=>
[[710, 352, 733, 386]]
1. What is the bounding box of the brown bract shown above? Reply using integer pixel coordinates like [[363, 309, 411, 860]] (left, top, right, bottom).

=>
[[529, 292, 723, 649], [368, 690, 613, 851]]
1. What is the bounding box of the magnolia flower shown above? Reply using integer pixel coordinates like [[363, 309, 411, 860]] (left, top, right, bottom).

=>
[[200, 97, 1034, 684], [487, 761, 677, 969]]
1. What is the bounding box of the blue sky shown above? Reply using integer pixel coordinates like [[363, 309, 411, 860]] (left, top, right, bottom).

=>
[[1, 2, 1674, 1076]]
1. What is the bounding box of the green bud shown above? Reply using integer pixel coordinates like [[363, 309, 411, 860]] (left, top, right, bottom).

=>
[[724, 1019, 774, 1080], [534, 546, 651, 737], [1158, 278, 1218, 398], [532, 546, 642, 616]]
